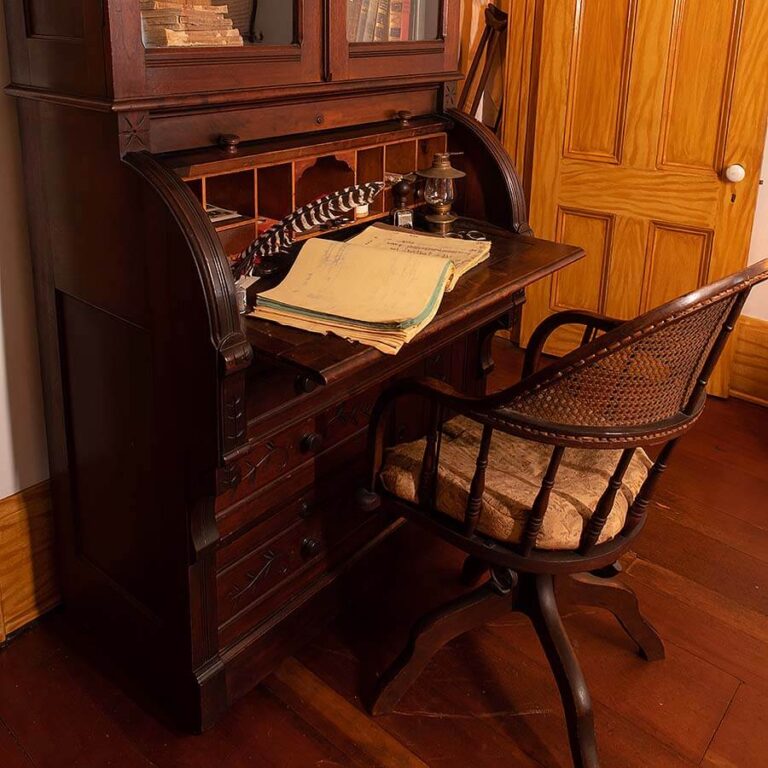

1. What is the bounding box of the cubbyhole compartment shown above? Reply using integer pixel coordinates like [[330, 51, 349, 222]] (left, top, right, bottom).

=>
[[385, 140, 417, 209], [206, 170, 256, 229], [294, 153, 355, 209], [356, 146, 385, 215], [257, 163, 294, 231], [219, 222, 257, 262]]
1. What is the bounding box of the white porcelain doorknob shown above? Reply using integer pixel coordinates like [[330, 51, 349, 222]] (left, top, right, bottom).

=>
[[724, 164, 747, 183]]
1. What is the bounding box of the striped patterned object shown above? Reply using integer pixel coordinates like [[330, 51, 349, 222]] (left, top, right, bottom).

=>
[[232, 181, 385, 278]]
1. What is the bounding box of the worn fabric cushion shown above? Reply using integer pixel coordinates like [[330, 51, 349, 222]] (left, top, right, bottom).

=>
[[379, 416, 652, 551]]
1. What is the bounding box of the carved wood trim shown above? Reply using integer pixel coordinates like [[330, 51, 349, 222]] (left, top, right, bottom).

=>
[[118, 112, 150, 155]]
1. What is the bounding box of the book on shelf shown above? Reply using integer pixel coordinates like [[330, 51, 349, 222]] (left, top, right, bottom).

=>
[[388, 1, 411, 41], [373, 0, 391, 41], [355, 0, 379, 42], [249, 225, 491, 354], [140, 0, 244, 48], [349, 0, 418, 43], [347, 0, 363, 37]]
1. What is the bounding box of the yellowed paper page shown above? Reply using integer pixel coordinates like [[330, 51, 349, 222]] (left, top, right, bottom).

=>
[[256, 238, 450, 327], [348, 224, 490, 291]]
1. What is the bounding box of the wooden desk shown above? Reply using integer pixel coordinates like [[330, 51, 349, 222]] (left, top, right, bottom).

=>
[[210, 221, 582, 723]]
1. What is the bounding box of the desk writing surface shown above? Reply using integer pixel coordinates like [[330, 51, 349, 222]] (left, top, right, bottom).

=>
[[244, 219, 584, 385]]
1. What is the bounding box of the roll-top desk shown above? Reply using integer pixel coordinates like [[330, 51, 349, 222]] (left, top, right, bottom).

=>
[[4, 0, 582, 729]]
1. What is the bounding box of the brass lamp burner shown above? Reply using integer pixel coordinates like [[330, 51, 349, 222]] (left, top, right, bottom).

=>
[[416, 152, 466, 230]]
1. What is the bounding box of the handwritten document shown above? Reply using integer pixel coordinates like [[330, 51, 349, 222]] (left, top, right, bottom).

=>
[[348, 224, 490, 291]]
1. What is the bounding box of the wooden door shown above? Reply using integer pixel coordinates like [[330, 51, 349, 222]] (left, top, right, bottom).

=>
[[520, 0, 768, 395]]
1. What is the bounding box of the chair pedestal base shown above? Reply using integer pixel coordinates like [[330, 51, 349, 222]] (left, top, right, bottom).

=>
[[371, 570, 664, 768]]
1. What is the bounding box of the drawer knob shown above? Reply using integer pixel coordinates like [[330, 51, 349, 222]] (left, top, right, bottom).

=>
[[219, 134, 241, 153], [397, 110, 413, 126], [300, 432, 324, 453], [299, 499, 313, 519], [301, 537, 322, 559]]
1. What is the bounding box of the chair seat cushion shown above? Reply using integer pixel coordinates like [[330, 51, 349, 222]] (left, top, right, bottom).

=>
[[379, 416, 653, 551]]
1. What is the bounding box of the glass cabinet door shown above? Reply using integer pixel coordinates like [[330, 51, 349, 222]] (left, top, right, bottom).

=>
[[346, 0, 441, 43], [140, 0, 322, 97], [140, 0, 296, 48], [331, 0, 460, 81]]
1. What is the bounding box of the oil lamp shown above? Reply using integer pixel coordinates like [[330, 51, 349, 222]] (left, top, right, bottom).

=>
[[417, 152, 466, 231]]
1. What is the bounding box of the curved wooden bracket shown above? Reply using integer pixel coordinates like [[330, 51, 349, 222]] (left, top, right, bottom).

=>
[[123, 151, 253, 458], [123, 151, 253, 376], [447, 109, 532, 235]]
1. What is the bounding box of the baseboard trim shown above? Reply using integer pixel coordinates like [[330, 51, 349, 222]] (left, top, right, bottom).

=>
[[0, 481, 60, 642], [730, 315, 768, 406]]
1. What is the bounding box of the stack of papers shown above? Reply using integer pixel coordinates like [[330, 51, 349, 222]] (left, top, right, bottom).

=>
[[249, 225, 491, 354]]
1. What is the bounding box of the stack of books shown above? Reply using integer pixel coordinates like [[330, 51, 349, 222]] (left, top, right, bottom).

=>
[[347, 0, 419, 42], [141, 0, 244, 48], [250, 225, 491, 355]]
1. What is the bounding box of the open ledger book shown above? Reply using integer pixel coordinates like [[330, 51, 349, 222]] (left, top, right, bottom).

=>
[[249, 224, 491, 354]]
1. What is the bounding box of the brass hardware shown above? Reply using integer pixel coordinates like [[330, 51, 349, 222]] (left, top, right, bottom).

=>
[[397, 110, 413, 126], [219, 134, 241, 153]]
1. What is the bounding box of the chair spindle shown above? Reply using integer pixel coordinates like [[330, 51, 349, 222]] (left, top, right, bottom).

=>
[[464, 425, 494, 536], [578, 449, 636, 554], [622, 440, 677, 535], [519, 446, 565, 556], [418, 403, 444, 510]]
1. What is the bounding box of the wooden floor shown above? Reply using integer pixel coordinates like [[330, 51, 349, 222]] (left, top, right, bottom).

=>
[[1, 342, 767, 767]]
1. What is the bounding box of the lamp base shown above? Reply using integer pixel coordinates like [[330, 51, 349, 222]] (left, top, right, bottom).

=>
[[424, 211, 459, 225]]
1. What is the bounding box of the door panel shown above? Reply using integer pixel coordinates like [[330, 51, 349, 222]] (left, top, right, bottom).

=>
[[521, 0, 768, 395], [564, 0, 636, 163]]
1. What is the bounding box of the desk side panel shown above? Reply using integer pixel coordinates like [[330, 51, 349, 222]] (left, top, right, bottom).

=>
[[15, 99, 240, 729]]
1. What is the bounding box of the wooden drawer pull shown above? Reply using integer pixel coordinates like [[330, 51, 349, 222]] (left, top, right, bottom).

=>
[[300, 432, 324, 453], [301, 537, 322, 559]]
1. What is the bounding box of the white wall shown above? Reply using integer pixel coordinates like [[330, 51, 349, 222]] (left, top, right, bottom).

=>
[[744, 127, 768, 319], [0, 5, 48, 500]]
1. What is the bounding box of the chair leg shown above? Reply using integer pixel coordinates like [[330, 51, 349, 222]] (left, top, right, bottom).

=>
[[557, 572, 665, 662], [371, 574, 515, 715], [460, 554, 490, 586], [527, 574, 599, 768]]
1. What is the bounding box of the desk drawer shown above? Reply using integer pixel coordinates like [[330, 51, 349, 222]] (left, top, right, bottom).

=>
[[216, 468, 379, 648], [219, 387, 379, 509]]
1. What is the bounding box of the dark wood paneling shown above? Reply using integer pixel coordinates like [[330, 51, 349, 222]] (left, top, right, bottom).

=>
[[25, 0, 84, 38]]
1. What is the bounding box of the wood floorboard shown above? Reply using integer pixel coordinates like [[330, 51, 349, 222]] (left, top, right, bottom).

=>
[[700, 682, 768, 767], [0, 340, 766, 766], [0, 718, 35, 768]]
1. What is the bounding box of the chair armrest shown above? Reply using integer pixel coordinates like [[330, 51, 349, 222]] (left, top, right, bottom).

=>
[[523, 309, 624, 378]]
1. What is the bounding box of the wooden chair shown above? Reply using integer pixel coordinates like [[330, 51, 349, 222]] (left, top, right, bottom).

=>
[[358, 259, 768, 768]]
